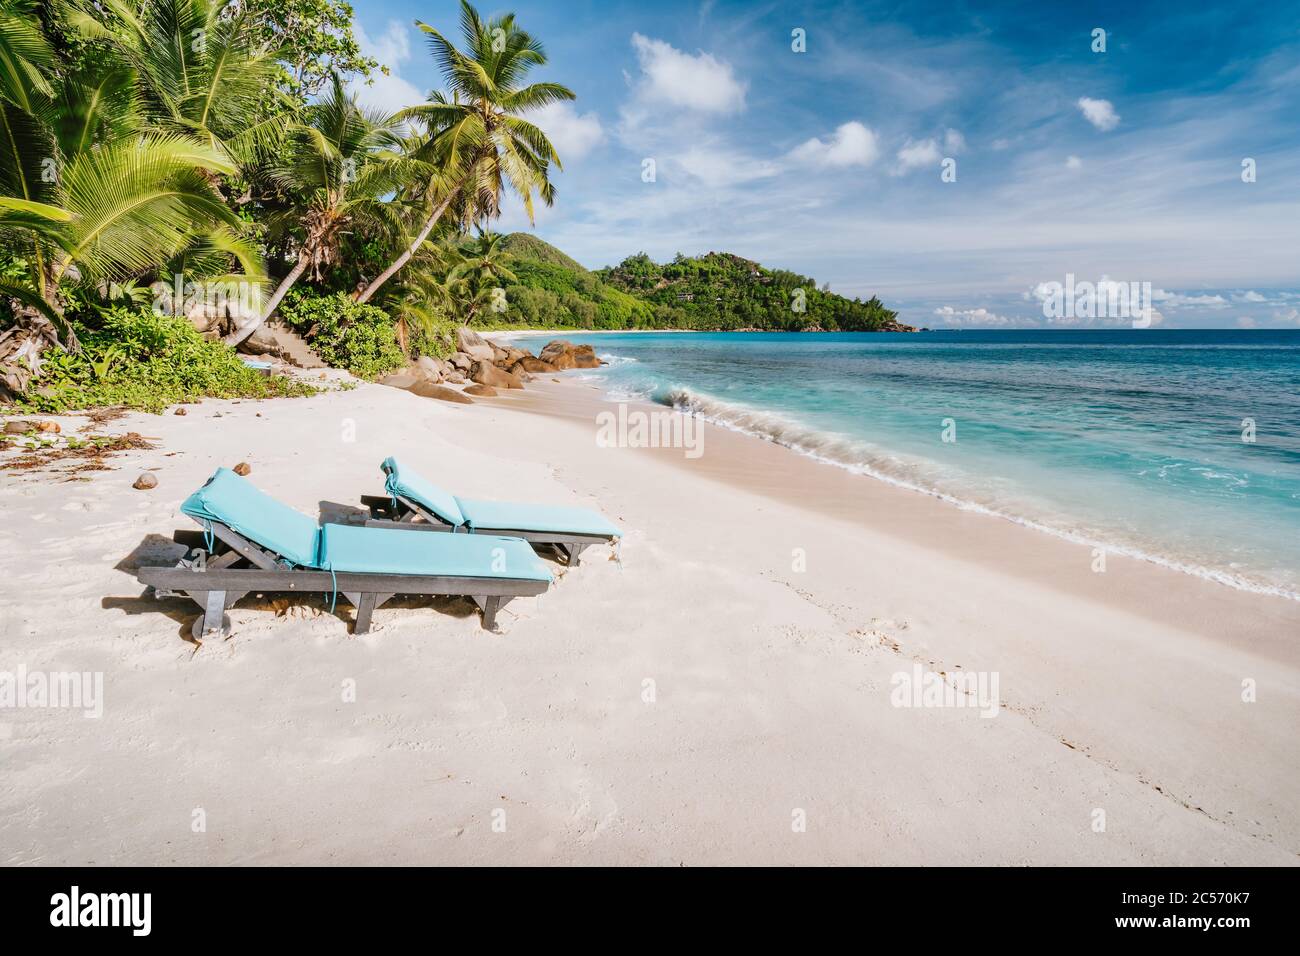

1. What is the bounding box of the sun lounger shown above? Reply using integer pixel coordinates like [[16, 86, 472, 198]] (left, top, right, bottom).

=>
[[137, 468, 552, 638], [239, 357, 273, 377], [361, 456, 621, 566]]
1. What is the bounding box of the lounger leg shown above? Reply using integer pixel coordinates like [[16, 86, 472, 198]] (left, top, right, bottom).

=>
[[481, 595, 502, 631], [194, 590, 227, 639], [203, 591, 226, 630], [354, 593, 377, 634], [183, 587, 244, 611], [567, 544, 588, 567]]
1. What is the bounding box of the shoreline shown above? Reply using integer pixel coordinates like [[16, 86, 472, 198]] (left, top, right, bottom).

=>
[[1, 377, 1297, 864], [493, 378, 1300, 662], [485, 327, 919, 337], [636, 387, 1300, 605], [491, 335, 1299, 605]]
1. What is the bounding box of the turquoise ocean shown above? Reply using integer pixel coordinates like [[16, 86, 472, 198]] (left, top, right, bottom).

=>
[[509, 329, 1300, 599]]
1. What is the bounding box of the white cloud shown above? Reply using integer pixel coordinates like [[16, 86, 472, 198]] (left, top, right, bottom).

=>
[[350, 21, 425, 113], [353, 70, 424, 114], [1236, 316, 1257, 329], [890, 129, 963, 175], [1066, 155, 1082, 169], [893, 137, 941, 174], [676, 146, 780, 187], [365, 19, 409, 65], [630, 34, 746, 113], [1151, 288, 1229, 308], [1236, 290, 1267, 302], [1077, 96, 1120, 131], [1024, 277, 1168, 327], [546, 43, 1300, 315], [933, 305, 1017, 327], [1275, 307, 1300, 324], [527, 102, 605, 163], [790, 121, 880, 168]]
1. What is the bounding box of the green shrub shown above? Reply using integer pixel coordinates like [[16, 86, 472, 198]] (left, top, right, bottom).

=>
[[406, 318, 457, 360], [6, 308, 317, 414], [276, 291, 406, 378]]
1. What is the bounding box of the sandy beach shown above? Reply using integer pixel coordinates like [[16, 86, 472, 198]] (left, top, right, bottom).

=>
[[1, 374, 1297, 866]]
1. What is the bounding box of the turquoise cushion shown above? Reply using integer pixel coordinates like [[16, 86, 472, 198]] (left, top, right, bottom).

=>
[[382, 456, 464, 527], [318, 525, 552, 582], [453, 497, 622, 538], [181, 468, 322, 567]]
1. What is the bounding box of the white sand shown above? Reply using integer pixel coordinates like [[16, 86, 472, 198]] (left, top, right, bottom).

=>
[[1, 375, 1297, 865]]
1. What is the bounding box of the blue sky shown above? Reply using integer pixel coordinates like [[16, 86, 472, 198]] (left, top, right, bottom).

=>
[[348, 0, 1300, 329]]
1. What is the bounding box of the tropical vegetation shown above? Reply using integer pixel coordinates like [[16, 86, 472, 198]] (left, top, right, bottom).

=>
[[486, 237, 907, 332], [11, 307, 314, 413], [1, 0, 902, 414], [599, 251, 905, 332]]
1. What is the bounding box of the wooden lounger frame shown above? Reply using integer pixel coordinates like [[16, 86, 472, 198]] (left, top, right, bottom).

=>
[[361, 493, 613, 567], [137, 520, 549, 639]]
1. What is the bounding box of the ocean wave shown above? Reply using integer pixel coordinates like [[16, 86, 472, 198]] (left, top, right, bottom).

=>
[[603, 383, 654, 402], [648, 384, 1300, 602]]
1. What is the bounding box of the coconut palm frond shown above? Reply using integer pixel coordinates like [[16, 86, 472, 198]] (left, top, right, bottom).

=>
[[0, 0, 56, 107], [356, 1, 574, 302], [54, 133, 239, 284]]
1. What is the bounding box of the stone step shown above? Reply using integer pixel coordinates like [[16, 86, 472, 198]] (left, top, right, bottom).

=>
[[237, 321, 326, 369]]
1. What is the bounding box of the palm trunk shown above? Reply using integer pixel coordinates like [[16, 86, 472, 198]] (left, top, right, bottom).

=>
[[354, 186, 460, 304], [226, 253, 309, 348]]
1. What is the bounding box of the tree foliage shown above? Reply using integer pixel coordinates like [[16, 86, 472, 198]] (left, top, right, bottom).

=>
[[244, 0, 377, 105], [275, 289, 405, 378], [1, 0, 904, 411], [598, 251, 907, 331], [476, 236, 908, 333]]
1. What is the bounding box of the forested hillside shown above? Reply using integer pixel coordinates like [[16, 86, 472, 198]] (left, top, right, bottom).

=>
[[493, 238, 911, 332]]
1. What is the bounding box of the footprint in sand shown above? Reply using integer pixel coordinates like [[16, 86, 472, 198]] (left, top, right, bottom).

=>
[[847, 617, 913, 656], [870, 616, 910, 632], [566, 777, 620, 844]]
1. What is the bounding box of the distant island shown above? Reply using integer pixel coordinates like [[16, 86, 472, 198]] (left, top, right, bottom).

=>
[[492, 235, 913, 333]]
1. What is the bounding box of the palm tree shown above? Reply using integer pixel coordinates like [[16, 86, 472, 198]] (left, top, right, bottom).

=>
[[0, 0, 247, 392], [377, 237, 462, 352], [4, 0, 289, 314], [353, 0, 574, 304], [1, 6, 244, 298], [445, 232, 517, 323], [225, 75, 418, 345], [1, 0, 61, 309], [60, 0, 290, 162]]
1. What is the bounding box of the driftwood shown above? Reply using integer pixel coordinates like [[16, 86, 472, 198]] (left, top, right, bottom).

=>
[[0, 311, 74, 402]]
